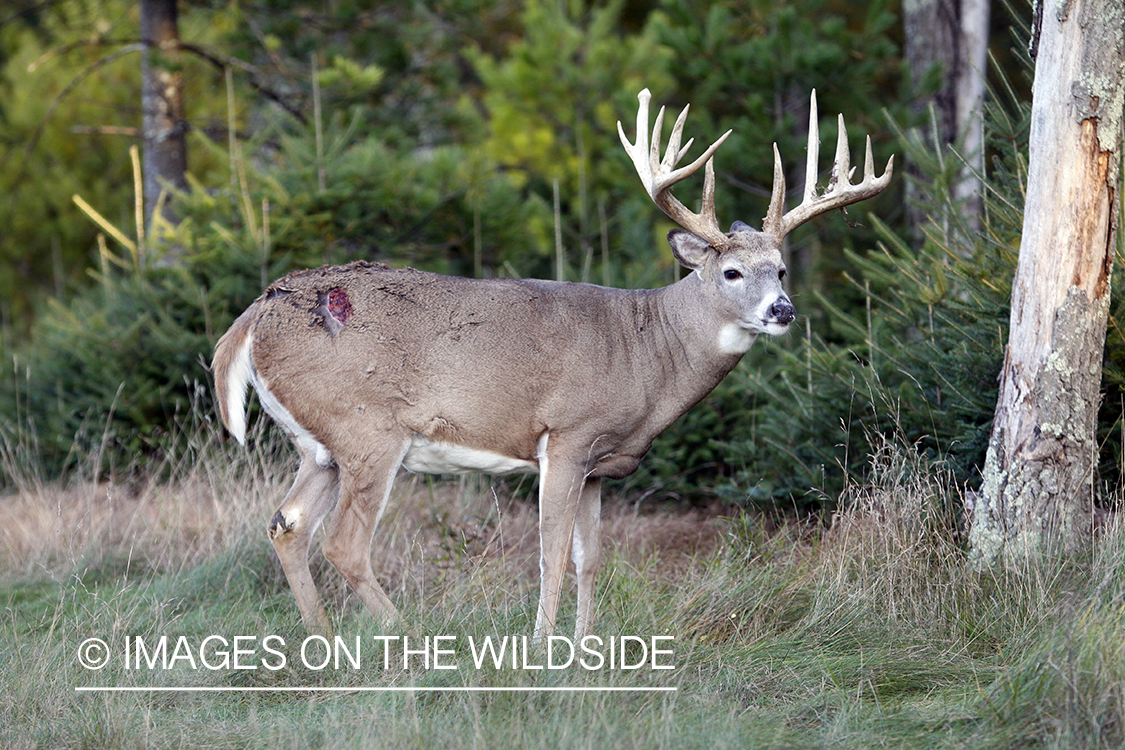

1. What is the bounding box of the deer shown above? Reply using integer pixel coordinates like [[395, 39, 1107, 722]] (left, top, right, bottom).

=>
[[212, 88, 892, 641]]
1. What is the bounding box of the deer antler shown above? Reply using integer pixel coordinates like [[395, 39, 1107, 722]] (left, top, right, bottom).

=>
[[618, 89, 733, 249], [762, 90, 894, 240]]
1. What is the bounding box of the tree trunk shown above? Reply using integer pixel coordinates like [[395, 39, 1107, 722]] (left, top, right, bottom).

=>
[[140, 0, 187, 246], [969, 0, 1123, 565], [902, 0, 990, 233], [951, 0, 989, 229]]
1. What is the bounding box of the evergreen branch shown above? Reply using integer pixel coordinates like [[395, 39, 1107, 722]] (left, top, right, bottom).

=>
[[0, 0, 64, 30], [178, 42, 307, 124], [27, 35, 307, 125]]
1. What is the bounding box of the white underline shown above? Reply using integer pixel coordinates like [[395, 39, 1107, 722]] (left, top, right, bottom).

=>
[[76, 686, 676, 693]]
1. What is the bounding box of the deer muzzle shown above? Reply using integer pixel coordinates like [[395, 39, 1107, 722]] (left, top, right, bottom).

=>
[[768, 297, 796, 326]]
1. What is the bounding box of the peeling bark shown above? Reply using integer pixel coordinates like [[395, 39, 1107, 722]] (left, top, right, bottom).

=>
[[974, 287, 1108, 562], [970, 0, 1123, 566]]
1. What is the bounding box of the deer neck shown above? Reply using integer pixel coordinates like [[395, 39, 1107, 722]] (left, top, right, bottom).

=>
[[639, 272, 749, 396]]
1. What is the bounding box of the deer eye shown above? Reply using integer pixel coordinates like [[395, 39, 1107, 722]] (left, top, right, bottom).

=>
[[778, 268, 787, 280], [723, 269, 742, 281]]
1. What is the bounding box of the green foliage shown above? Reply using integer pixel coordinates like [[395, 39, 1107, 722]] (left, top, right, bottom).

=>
[[470, 0, 674, 190], [0, 0, 233, 334], [215, 0, 524, 147], [469, 0, 678, 284], [316, 55, 385, 94], [0, 3, 138, 329], [3, 211, 274, 477], [264, 110, 548, 277]]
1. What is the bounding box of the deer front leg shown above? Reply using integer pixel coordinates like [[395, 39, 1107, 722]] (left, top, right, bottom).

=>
[[572, 477, 602, 641], [321, 438, 411, 628], [532, 437, 589, 642], [269, 448, 339, 636]]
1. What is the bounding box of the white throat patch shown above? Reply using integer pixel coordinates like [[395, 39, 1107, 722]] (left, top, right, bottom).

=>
[[718, 323, 757, 354]]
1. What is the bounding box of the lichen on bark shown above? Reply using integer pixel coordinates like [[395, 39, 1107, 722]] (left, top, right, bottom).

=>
[[972, 286, 1107, 565]]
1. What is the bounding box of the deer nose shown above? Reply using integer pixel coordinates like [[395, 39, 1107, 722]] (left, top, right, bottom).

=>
[[769, 298, 796, 324]]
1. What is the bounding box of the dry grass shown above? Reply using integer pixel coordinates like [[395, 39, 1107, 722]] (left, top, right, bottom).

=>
[[0, 433, 732, 624], [3, 427, 1124, 748]]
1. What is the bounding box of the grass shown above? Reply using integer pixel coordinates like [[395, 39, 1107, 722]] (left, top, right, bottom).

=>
[[1, 423, 1124, 748]]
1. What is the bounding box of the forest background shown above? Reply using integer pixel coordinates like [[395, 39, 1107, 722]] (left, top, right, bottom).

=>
[[0, 0, 1111, 518]]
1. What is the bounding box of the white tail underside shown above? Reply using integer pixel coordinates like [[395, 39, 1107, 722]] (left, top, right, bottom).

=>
[[223, 334, 255, 445]]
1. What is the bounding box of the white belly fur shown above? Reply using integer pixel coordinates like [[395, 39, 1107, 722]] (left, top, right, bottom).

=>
[[402, 434, 538, 475]]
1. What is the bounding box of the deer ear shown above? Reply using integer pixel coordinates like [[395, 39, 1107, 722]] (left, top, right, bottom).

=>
[[667, 229, 715, 270]]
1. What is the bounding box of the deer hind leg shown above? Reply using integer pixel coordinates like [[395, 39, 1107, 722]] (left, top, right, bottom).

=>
[[532, 435, 590, 642], [571, 477, 602, 641], [321, 438, 411, 628], [269, 448, 340, 636]]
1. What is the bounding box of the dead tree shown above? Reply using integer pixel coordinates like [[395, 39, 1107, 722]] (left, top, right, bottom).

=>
[[970, 0, 1124, 565]]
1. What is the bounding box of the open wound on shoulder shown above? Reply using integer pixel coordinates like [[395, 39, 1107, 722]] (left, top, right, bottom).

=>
[[316, 287, 352, 335]]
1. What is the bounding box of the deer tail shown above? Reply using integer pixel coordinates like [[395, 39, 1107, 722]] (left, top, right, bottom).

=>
[[212, 306, 258, 445]]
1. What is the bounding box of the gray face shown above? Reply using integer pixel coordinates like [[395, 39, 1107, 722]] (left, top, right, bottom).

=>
[[667, 222, 795, 341]]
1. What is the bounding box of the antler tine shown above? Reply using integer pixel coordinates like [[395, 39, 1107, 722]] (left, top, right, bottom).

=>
[[677, 137, 696, 164], [832, 113, 851, 189], [663, 104, 691, 172], [618, 88, 654, 194], [619, 88, 732, 248], [762, 90, 895, 241], [649, 103, 666, 168], [803, 90, 820, 203], [763, 143, 786, 236], [865, 134, 881, 182]]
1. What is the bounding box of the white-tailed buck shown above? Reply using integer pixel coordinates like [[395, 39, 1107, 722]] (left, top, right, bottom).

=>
[[213, 89, 892, 639]]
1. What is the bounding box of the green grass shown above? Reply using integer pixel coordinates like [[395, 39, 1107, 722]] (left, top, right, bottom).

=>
[[2, 428, 1123, 748]]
